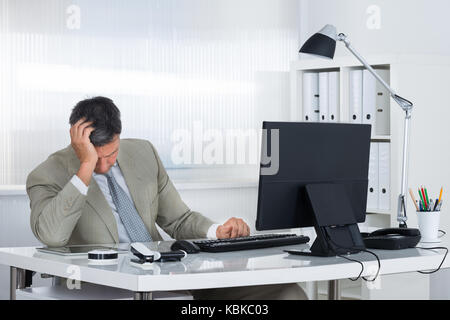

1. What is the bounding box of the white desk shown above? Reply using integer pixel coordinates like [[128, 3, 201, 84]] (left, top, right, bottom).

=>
[[0, 238, 448, 300]]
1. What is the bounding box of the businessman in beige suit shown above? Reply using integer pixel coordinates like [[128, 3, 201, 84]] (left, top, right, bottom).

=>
[[27, 96, 307, 300]]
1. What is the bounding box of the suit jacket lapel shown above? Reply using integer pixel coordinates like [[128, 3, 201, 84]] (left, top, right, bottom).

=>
[[86, 180, 119, 243], [116, 145, 152, 228], [66, 146, 119, 243]]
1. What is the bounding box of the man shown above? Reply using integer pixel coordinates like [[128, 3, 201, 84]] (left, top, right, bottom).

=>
[[27, 96, 307, 300]]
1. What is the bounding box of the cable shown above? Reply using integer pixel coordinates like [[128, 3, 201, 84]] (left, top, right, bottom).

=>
[[325, 227, 447, 280], [416, 246, 448, 275], [336, 254, 364, 281], [438, 230, 446, 238], [324, 229, 381, 282], [359, 249, 381, 282]]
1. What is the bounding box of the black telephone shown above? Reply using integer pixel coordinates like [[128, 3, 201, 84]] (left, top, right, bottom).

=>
[[361, 228, 421, 250]]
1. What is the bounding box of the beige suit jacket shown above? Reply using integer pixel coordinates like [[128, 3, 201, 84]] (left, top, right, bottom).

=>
[[26, 139, 215, 247]]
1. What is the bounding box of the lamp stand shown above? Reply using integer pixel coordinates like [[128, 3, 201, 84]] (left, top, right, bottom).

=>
[[338, 33, 414, 227]]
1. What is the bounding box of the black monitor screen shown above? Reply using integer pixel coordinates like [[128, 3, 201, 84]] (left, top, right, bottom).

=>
[[256, 122, 371, 231]]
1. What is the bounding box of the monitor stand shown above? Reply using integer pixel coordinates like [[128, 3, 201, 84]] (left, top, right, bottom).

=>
[[293, 183, 366, 257]]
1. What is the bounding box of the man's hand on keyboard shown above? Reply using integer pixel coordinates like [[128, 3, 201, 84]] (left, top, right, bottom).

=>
[[216, 217, 250, 239]]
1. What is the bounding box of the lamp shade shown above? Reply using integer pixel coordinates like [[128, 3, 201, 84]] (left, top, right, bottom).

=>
[[299, 24, 337, 59]]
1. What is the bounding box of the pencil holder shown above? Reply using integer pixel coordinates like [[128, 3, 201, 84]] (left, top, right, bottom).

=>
[[416, 211, 441, 243]]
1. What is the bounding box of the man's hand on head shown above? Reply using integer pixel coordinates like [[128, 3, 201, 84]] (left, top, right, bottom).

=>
[[216, 217, 250, 239], [70, 118, 98, 186], [70, 118, 98, 164]]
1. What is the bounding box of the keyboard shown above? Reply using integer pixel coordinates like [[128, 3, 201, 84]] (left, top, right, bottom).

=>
[[193, 234, 310, 253]]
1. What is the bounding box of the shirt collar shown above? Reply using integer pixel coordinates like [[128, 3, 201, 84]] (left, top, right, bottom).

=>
[[93, 162, 118, 177]]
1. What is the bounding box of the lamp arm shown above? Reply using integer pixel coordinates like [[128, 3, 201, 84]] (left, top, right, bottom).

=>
[[338, 34, 396, 97], [338, 33, 414, 227], [398, 109, 412, 227]]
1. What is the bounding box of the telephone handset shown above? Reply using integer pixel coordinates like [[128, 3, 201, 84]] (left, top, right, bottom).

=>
[[361, 228, 421, 250]]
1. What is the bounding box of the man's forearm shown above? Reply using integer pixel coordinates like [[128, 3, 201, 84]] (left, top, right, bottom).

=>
[[76, 161, 96, 186]]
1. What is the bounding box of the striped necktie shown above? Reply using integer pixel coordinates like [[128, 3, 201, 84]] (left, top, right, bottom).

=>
[[104, 170, 152, 242]]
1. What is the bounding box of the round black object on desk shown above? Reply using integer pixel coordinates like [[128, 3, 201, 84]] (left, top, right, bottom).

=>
[[88, 249, 119, 264]]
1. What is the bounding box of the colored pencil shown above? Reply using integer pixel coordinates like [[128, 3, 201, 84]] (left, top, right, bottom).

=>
[[424, 187, 430, 208], [433, 198, 439, 211], [438, 187, 443, 205], [418, 189, 425, 211], [421, 187, 428, 210], [409, 188, 420, 211]]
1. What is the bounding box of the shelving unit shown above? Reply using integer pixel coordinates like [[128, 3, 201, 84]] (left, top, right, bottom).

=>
[[290, 55, 398, 224]]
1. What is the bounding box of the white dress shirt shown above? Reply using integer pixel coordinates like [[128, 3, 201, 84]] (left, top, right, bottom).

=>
[[70, 163, 219, 243]]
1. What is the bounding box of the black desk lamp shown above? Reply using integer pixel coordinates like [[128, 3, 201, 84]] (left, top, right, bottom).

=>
[[299, 25, 420, 249]]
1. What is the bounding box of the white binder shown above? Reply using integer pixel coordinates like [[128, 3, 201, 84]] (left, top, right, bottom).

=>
[[375, 69, 390, 135], [367, 142, 379, 210], [328, 71, 340, 122], [362, 69, 376, 128], [302, 72, 319, 122], [349, 69, 363, 123], [378, 142, 390, 210], [319, 72, 329, 122]]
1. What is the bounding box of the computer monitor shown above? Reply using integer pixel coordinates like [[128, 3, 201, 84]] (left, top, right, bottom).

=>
[[255, 122, 371, 256]]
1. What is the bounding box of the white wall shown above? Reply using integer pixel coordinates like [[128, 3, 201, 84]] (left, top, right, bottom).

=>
[[301, 0, 450, 58]]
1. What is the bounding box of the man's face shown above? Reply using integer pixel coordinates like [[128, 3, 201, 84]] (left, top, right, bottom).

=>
[[94, 135, 120, 174]]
